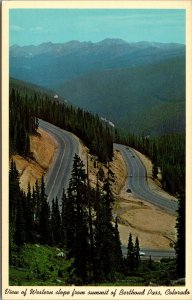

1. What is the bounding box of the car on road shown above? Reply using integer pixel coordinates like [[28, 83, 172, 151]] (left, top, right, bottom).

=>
[[139, 251, 146, 256]]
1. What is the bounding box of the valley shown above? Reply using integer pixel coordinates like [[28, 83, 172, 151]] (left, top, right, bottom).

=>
[[10, 39, 185, 135], [9, 38, 185, 285]]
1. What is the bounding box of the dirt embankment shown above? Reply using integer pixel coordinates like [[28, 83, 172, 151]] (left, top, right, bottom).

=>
[[80, 144, 176, 250], [134, 149, 177, 201], [13, 129, 176, 250], [79, 142, 127, 196], [12, 129, 57, 192]]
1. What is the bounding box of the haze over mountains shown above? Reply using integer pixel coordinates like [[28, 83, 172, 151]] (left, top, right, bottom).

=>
[[10, 39, 185, 135]]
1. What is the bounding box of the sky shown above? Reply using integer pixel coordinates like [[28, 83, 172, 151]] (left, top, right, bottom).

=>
[[9, 9, 185, 46]]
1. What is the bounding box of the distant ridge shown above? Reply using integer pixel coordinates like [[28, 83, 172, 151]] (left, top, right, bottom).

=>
[[10, 39, 185, 88], [10, 39, 185, 135], [57, 56, 185, 135]]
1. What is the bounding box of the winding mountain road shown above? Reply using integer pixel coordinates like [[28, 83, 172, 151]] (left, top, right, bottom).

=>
[[39, 120, 178, 214], [39, 120, 176, 258], [114, 143, 178, 214], [39, 119, 79, 204]]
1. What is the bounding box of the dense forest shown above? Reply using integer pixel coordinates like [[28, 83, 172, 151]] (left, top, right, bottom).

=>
[[9, 86, 113, 163], [10, 156, 182, 285], [9, 88, 38, 156], [9, 156, 144, 284]]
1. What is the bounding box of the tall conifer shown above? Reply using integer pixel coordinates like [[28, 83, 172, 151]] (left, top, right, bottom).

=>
[[175, 194, 185, 278], [66, 154, 89, 283]]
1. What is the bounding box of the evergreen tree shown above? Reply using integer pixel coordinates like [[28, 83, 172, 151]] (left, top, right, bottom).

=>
[[152, 163, 158, 180], [39, 177, 53, 245], [24, 183, 35, 243], [9, 160, 20, 225], [134, 236, 140, 267], [175, 194, 185, 278], [94, 167, 117, 281], [60, 189, 67, 249], [66, 154, 89, 283], [51, 197, 61, 245], [127, 233, 135, 272], [9, 160, 22, 255], [34, 180, 41, 227], [114, 218, 123, 271], [14, 195, 26, 250], [9, 88, 38, 156], [86, 157, 96, 283]]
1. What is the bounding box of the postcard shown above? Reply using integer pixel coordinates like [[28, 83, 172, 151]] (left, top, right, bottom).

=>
[[1, 0, 192, 299]]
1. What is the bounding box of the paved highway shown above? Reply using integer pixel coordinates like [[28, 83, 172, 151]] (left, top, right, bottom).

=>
[[121, 245, 175, 260], [39, 121, 175, 258], [114, 144, 178, 214], [39, 122, 178, 213], [39, 119, 79, 204]]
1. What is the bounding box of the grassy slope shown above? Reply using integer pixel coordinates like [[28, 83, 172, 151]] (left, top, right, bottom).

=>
[[10, 244, 73, 286], [10, 244, 179, 286]]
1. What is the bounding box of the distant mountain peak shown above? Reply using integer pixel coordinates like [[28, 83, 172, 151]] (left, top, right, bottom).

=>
[[97, 38, 127, 45], [39, 41, 53, 46], [10, 38, 185, 89], [10, 44, 21, 49], [65, 40, 81, 45]]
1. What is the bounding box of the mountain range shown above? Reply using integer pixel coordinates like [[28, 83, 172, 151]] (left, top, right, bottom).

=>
[[10, 39, 185, 135]]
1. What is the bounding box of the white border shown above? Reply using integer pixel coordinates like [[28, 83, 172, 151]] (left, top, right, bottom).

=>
[[2, 1, 192, 299]]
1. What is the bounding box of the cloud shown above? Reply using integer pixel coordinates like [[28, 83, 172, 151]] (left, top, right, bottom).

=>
[[10, 24, 24, 32], [85, 10, 185, 27], [30, 26, 44, 32]]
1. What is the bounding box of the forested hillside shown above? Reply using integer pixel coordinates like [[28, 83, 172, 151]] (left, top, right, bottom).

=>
[[10, 40, 185, 136], [9, 79, 113, 163], [9, 88, 38, 156], [58, 57, 185, 135], [10, 40, 185, 89], [10, 77, 58, 99]]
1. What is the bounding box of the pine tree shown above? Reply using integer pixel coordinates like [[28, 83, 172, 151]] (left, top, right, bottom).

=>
[[127, 233, 135, 273], [24, 183, 35, 243], [34, 180, 41, 227], [39, 177, 53, 245], [86, 157, 96, 283], [66, 154, 89, 283], [9, 160, 22, 255], [60, 189, 67, 249], [94, 167, 116, 281], [175, 194, 185, 278], [51, 197, 61, 245], [9, 160, 20, 225], [14, 195, 26, 250], [114, 218, 123, 271], [152, 163, 158, 179], [134, 236, 140, 267]]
